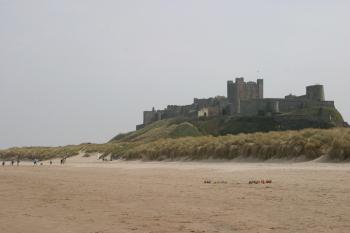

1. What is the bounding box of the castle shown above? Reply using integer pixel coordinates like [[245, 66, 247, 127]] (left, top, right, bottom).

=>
[[137, 77, 335, 130]]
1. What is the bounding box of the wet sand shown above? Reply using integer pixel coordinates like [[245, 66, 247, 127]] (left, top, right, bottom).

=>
[[0, 158, 350, 233]]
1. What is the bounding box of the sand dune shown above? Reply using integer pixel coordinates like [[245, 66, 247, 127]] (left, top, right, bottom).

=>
[[0, 155, 349, 233]]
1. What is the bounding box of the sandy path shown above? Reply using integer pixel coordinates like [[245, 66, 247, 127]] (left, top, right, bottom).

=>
[[0, 159, 349, 233]]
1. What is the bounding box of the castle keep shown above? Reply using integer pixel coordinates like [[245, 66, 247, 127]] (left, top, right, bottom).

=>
[[227, 78, 264, 114], [137, 77, 335, 130]]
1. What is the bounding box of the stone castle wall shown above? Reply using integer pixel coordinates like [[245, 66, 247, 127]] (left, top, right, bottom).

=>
[[227, 80, 332, 116], [143, 108, 162, 125], [239, 98, 335, 116], [138, 78, 335, 129]]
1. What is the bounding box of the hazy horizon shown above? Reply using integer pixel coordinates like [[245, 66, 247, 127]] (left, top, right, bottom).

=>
[[1, 0, 349, 149]]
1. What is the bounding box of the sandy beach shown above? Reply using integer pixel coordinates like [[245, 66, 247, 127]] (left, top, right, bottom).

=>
[[0, 157, 349, 233]]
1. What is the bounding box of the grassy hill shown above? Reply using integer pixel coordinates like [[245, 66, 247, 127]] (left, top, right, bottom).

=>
[[110, 106, 344, 143], [110, 119, 203, 143]]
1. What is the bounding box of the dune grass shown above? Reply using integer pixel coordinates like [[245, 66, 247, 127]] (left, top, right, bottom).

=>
[[2, 128, 348, 162], [0, 145, 84, 160], [116, 128, 350, 162]]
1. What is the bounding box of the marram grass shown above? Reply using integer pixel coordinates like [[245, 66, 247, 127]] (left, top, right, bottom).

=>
[[1, 128, 349, 162], [118, 128, 350, 161]]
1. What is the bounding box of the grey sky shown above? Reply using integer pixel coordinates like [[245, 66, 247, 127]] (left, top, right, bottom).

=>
[[0, 0, 349, 149]]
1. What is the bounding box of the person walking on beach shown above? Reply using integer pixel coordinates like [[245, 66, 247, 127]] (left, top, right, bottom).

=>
[[11, 160, 14, 166], [60, 158, 66, 165], [50, 160, 52, 165], [2, 161, 5, 166], [16, 156, 20, 166]]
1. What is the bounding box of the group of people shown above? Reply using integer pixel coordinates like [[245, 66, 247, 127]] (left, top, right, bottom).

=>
[[2, 159, 20, 166], [2, 158, 64, 166], [33, 159, 57, 166]]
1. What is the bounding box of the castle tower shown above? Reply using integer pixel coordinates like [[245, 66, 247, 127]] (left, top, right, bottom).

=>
[[257, 79, 264, 99], [234, 78, 245, 113], [267, 101, 279, 113], [227, 77, 264, 114], [306, 85, 325, 101], [227, 80, 235, 103]]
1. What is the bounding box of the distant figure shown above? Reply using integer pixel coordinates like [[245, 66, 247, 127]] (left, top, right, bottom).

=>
[[60, 158, 66, 165], [50, 160, 52, 165], [33, 159, 37, 166], [2, 161, 5, 166], [11, 160, 14, 166], [16, 159, 20, 166]]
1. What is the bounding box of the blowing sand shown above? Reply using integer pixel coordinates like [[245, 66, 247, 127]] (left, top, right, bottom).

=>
[[0, 157, 349, 233]]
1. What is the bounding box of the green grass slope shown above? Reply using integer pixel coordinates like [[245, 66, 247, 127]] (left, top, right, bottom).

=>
[[110, 106, 344, 144], [110, 118, 203, 143]]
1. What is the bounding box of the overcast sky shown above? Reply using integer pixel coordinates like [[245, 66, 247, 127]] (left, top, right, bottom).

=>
[[0, 0, 349, 149]]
